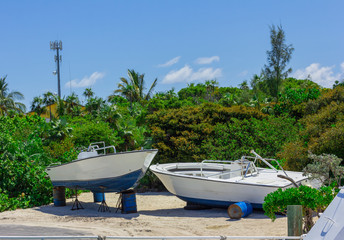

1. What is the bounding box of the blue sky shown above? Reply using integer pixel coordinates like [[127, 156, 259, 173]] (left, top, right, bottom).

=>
[[1, 1, 344, 109]]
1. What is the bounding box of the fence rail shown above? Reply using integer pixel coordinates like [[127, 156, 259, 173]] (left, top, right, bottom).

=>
[[0, 235, 305, 240]]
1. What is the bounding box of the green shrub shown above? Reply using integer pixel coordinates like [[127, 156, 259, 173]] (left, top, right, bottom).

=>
[[203, 116, 300, 160], [263, 185, 337, 232], [71, 120, 121, 149]]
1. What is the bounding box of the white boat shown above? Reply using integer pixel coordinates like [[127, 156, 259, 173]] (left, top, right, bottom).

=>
[[46, 142, 158, 193], [150, 150, 312, 208], [303, 188, 344, 239]]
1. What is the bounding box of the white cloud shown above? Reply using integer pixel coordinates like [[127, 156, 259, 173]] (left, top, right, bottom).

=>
[[65, 72, 105, 88], [293, 63, 343, 88], [162, 65, 222, 84], [162, 65, 193, 84], [157, 56, 181, 67], [190, 68, 222, 81], [195, 56, 220, 65]]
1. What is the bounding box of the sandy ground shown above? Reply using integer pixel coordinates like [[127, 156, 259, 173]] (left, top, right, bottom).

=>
[[0, 192, 289, 237]]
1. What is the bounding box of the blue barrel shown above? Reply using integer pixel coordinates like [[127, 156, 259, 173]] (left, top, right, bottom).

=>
[[93, 192, 105, 202], [121, 190, 137, 214], [53, 186, 66, 207], [227, 202, 253, 219]]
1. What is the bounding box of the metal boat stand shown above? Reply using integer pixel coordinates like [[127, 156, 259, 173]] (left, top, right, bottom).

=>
[[98, 186, 110, 212], [115, 192, 122, 213], [71, 187, 84, 210]]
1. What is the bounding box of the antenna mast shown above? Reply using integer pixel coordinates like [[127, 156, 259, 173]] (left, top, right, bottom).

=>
[[50, 40, 63, 98]]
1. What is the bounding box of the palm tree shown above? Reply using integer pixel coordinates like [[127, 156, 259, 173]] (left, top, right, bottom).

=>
[[65, 93, 80, 116], [31, 96, 46, 116], [55, 96, 66, 117], [205, 80, 219, 101], [112, 69, 158, 105], [85, 97, 105, 117], [83, 88, 94, 100], [0, 75, 26, 116], [239, 80, 249, 90], [43, 91, 57, 120]]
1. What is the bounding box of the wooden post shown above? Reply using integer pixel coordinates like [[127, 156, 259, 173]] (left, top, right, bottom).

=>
[[287, 205, 303, 236]]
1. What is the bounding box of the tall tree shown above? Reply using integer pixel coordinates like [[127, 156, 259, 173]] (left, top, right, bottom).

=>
[[239, 80, 249, 90], [43, 91, 57, 120], [30, 96, 46, 116], [83, 88, 94, 100], [65, 93, 81, 116], [263, 25, 294, 100], [0, 75, 26, 115], [112, 69, 157, 104]]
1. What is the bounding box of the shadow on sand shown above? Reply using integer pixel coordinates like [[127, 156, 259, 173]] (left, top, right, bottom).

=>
[[34, 197, 284, 221]]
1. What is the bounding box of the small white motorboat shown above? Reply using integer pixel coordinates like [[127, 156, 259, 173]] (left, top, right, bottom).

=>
[[303, 188, 344, 239], [150, 150, 312, 208], [46, 142, 158, 193]]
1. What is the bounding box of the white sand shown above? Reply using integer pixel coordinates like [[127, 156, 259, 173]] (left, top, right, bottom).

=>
[[0, 192, 288, 237]]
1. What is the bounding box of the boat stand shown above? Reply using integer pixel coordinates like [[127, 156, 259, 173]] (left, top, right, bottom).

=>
[[115, 192, 122, 213], [98, 187, 110, 212], [71, 188, 84, 210]]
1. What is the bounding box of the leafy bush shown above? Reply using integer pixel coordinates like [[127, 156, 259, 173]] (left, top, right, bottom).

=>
[[274, 87, 320, 118], [0, 116, 55, 211], [148, 103, 297, 165], [71, 119, 121, 149], [304, 153, 344, 186], [203, 116, 300, 160], [263, 185, 338, 232], [278, 87, 344, 171], [277, 141, 309, 171]]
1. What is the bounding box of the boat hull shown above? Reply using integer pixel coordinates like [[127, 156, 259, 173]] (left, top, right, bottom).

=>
[[150, 163, 307, 208], [46, 149, 158, 192]]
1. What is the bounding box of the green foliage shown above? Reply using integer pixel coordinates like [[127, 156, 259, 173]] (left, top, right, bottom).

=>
[[283, 78, 320, 90], [262, 24, 294, 99], [278, 87, 344, 171], [44, 137, 78, 163], [2, 65, 344, 214], [111, 69, 157, 105], [147, 94, 193, 112], [45, 118, 73, 142], [0, 115, 54, 211], [178, 81, 222, 103], [301, 88, 344, 159], [274, 87, 320, 117], [263, 185, 338, 232], [277, 141, 309, 171], [71, 118, 121, 149], [148, 103, 269, 164], [304, 153, 344, 186], [203, 116, 300, 160], [0, 75, 26, 115]]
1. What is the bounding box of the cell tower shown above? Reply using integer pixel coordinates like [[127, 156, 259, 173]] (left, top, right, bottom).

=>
[[50, 40, 63, 98]]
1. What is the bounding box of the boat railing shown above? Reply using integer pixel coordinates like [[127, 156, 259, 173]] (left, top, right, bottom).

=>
[[83, 142, 116, 155], [205, 169, 243, 179], [200, 160, 236, 176], [200, 151, 289, 179], [200, 160, 255, 178], [249, 150, 289, 177]]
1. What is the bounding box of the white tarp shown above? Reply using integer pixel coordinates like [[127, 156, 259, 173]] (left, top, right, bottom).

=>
[[304, 188, 344, 240]]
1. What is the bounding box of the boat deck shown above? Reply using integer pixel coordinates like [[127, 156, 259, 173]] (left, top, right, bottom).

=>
[[155, 163, 308, 187]]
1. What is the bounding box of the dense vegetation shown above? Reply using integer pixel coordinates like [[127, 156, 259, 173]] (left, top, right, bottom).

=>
[[1, 25, 343, 222], [2, 77, 343, 212]]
